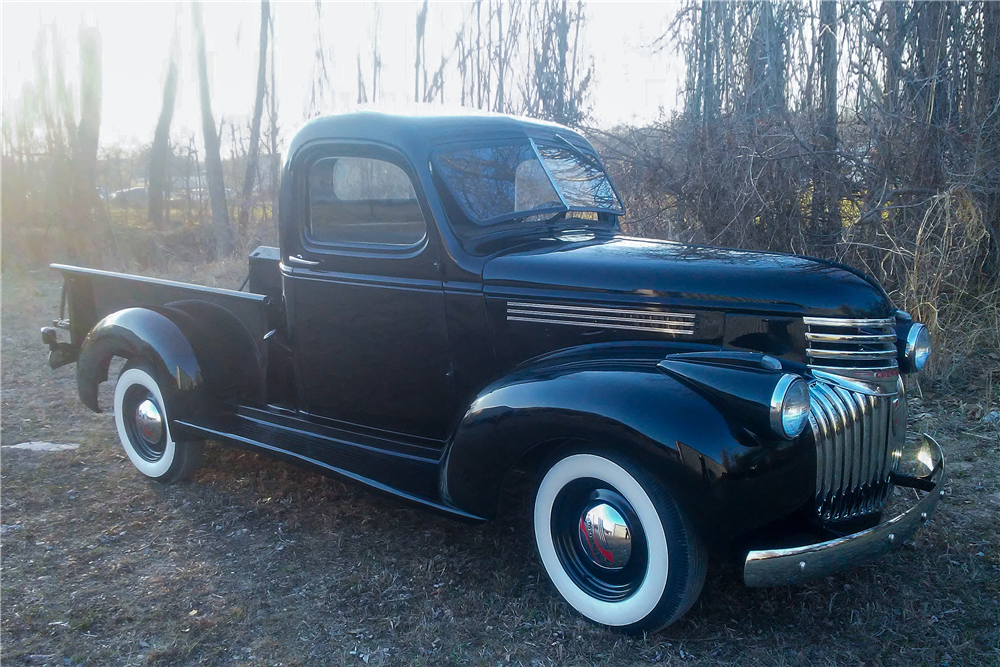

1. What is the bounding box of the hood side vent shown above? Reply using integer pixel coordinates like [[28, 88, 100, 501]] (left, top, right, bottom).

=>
[[507, 301, 696, 336]]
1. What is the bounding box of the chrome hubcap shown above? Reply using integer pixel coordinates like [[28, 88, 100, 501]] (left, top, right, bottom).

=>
[[135, 399, 163, 443], [578, 503, 632, 570]]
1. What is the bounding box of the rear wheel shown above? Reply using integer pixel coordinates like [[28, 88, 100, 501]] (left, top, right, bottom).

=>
[[114, 361, 201, 483], [533, 448, 706, 634]]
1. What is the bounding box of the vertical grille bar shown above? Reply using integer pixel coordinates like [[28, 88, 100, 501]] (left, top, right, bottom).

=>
[[835, 386, 862, 495], [808, 380, 897, 522], [862, 393, 878, 512], [852, 391, 870, 511], [811, 406, 827, 512], [876, 398, 890, 483], [814, 388, 843, 516]]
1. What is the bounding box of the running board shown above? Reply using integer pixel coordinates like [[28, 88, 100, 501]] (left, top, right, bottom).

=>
[[175, 412, 485, 523]]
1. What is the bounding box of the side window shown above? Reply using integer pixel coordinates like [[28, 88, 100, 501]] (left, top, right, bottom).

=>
[[307, 157, 426, 247]]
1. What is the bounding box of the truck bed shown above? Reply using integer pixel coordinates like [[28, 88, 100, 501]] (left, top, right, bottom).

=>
[[51, 263, 273, 355]]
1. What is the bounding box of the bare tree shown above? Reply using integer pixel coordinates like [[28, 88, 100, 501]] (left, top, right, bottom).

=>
[[192, 1, 233, 257], [70, 24, 103, 258], [371, 5, 382, 102], [75, 25, 102, 198], [523, 0, 592, 125], [357, 50, 368, 104], [810, 0, 839, 252], [454, 0, 522, 113], [267, 7, 280, 230], [238, 0, 270, 234], [52, 29, 76, 149], [492, 0, 522, 113], [415, 0, 428, 103], [307, 0, 333, 117], [148, 23, 180, 228], [356, 5, 383, 104], [1, 22, 105, 265]]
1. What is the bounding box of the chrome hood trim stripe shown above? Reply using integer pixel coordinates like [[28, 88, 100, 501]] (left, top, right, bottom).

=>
[[506, 301, 696, 336]]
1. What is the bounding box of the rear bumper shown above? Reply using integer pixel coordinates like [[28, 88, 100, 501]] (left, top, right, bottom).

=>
[[744, 434, 944, 587], [40, 326, 79, 369]]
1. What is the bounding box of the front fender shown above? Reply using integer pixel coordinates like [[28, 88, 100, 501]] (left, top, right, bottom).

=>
[[442, 359, 814, 549], [77, 307, 204, 414]]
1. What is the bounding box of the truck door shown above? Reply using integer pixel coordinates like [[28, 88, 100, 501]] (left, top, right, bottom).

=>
[[281, 145, 454, 441]]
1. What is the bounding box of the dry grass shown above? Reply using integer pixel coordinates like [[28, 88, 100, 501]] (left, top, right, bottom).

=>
[[3, 272, 999, 666], [839, 185, 997, 391]]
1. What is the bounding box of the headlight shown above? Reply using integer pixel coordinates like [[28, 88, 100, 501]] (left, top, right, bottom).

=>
[[769, 374, 811, 439], [904, 323, 931, 372]]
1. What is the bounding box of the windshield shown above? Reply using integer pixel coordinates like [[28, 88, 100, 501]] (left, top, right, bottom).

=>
[[433, 138, 624, 229]]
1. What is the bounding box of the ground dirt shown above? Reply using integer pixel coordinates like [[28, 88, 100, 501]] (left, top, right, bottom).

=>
[[2, 270, 998, 666]]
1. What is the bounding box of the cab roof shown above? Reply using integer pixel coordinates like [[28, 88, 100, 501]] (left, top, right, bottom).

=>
[[285, 111, 594, 164]]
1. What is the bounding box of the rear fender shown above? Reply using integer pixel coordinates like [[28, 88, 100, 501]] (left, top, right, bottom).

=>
[[77, 307, 204, 414], [76, 302, 263, 420], [442, 359, 814, 549]]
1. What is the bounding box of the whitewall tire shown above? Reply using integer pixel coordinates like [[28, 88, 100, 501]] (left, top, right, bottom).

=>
[[114, 362, 201, 483], [533, 450, 706, 634]]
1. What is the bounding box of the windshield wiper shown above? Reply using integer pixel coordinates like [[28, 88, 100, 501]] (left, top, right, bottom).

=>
[[538, 211, 568, 231], [509, 210, 567, 227], [504, 210, 574, 237]]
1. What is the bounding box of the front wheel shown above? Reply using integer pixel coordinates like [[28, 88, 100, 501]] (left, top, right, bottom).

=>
[[114, 361, 201, 483], [533, 449, 706, 634]]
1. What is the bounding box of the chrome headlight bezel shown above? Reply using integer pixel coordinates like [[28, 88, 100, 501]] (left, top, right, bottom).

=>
[[903, 323, 931, 372], [769, 374, 811, 439]]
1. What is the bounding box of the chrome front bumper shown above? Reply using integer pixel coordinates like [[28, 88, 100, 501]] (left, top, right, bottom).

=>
[[744, 434, 945, 587]]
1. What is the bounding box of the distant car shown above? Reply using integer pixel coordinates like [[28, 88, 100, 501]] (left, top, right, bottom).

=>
[[109, 187, 148, 205], [42, 112, 944, 634], [167, 189, 208, 206]]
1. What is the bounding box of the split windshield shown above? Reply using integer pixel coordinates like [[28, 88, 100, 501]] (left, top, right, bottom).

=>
[[433, 137, 624, 231]]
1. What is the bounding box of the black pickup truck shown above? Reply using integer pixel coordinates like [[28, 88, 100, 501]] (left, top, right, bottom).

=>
[[42, 112, 944, 633]]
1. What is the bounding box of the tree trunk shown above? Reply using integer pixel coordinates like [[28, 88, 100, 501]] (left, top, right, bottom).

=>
[[239, 0, 270, 234], [913, 1, 945, 189], [357, 51, 367, 104], [148, 29, 179, 228], [979, 1, 1000, 276], [76, 27, 101, 192], [554, 0, 568, 122], [495, 1, 504, 112], [74, 25, 102, 259], [812, 0, 839, 253], [193, 1, 233, 258], [268, 9, 280, 232], [371, 5, 381, 102], [415, 0, 427, 103]]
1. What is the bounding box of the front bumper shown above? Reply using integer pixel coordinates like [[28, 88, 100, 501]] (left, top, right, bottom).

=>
[[744, 434, 944, 587]]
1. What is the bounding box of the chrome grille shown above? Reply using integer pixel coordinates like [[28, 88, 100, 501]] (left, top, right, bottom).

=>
[[804, 317, 897, 372], [506, 302, 696, 335], [808, 378, 905, 521]]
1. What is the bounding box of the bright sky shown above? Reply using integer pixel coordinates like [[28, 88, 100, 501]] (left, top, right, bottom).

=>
[[1, 1, 684, 151]]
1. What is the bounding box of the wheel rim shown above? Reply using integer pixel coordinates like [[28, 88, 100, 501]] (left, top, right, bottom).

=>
[[579, 503, 633, 569], [550, 480, 648, 602], [121, 384, 167, 462]]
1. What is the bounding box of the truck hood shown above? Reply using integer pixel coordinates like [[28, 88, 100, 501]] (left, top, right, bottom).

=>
[[482, 235, 892, 318]]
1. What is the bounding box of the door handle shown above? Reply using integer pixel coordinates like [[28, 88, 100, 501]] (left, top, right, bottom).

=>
[[287, 254, 320, 267]]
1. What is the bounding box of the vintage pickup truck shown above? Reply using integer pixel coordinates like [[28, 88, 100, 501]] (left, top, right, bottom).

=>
[[42, 112, 944, 633]]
